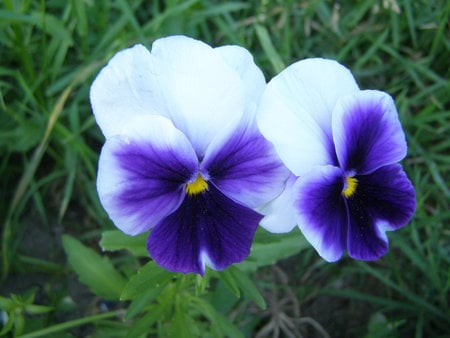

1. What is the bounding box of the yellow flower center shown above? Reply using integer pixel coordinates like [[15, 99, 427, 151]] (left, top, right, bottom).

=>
[[343, 176, 358, 198], [186, 174, 208, 195]]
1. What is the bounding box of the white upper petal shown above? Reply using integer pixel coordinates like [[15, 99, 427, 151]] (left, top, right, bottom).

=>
[[148, 36, 246, 157], [90, 44, 160, 138], [257, 58, 360, 175], [214, 45, 266, 112], [90, 36, 251, 157]]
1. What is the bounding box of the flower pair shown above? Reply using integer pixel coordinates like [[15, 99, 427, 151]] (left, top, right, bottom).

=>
[[90, 36, 415, 274]]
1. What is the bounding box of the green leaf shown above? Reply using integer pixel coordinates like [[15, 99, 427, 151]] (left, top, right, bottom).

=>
[[13, 314, 25, 337], [24, 304, 54, 315], [191, 296, 244, 338], [0, 295, 14, 311], [216, 268, 240, 298], [72, 0, 88, 36], [0, 310, 14, 336], [254, 24, 285, 74], [227, 266, 266, 310], [238, 227, 309, 272], [62, 235, 127, 300], [100, 230, 148, 257], [125, 302, 169, 338], [364, 311, 404, 338], [125, 285, 166, 320], [121, 261, 175, 300], [169, 301, 198, 338]]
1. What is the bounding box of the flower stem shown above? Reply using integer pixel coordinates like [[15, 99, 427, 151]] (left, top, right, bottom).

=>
[[17, 310, 122, 338]]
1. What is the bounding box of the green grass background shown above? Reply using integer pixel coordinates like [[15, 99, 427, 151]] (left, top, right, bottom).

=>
[[1, 0, 449, 337]]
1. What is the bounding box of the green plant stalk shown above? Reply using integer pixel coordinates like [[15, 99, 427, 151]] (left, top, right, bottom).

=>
[[17, 310, 121, 338]]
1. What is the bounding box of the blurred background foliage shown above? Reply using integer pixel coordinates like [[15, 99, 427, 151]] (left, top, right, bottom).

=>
[[0, 0, 449, 337]]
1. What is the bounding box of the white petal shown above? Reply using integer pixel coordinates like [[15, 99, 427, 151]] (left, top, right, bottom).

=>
[[258, 175, 298, 233], [214, 45, 266, 111], [90, 44, 161, 138], [257, 58, 359, 175], [149, 35, 245, 157]]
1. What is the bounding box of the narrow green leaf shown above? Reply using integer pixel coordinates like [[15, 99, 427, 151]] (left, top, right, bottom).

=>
[[18, 311, 121, 338], [125, 285, 166, 320], [228, 266, 266, 309], [72, 0, 88, 36], [191, 296, 244, 338], [0, 296, 14, 310], [24, 304, 54, 315], [145, 0, 200, 33], [192, 2, 250, 23], [216, 268, 240, 298], [62, 235, 127, 300], [125, 303, 168, 338], [357, 262, 447, 320], [0, 310, 15, 336], [169, 301, 198, 338], [325, 288, 411, 310], [100, 230, 148, 257], [13, 312, 25, 337], [254, 24, 285, 74], [30, 12, 74, 46], [116, 0, 146, 42], [2, 61, 98, 277], [58, 153, 77, 221]]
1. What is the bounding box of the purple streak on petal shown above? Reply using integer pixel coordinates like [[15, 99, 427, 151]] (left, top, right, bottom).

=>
[[101, 137, 197, 234], [147, 184, 262, 275], [293, 166, 348, 262], [333, 90, 407, 175], [201, 118, 289, 209], [346, 164, 416, 260]]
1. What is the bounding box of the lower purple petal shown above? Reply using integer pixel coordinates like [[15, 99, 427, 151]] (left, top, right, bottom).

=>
[[293, 166, 348, 262], [147, 184, 262, 275], [347, 164, 416, 260], [346, 198, 389, 260]]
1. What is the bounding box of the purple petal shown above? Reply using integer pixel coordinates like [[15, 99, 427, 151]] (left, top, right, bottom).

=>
[[346, 199, 389, 260], [293, 166, 348, 262], [332, 90, 407, 175], [201, 113, 289, 209], [347, 164, 416, 260], [147, 184, 262, 275], [97, 116, 198, 235]]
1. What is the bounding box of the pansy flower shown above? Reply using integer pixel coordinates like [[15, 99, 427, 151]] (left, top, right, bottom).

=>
[[90, 36, 288, 274], [257, 58, 416, 261]]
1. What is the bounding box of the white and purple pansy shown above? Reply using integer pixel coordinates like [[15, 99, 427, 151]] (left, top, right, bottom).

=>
[[257, 58, 416, 262], [90, 36, 289, 275]]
